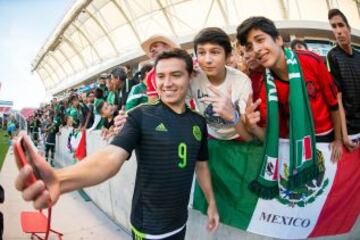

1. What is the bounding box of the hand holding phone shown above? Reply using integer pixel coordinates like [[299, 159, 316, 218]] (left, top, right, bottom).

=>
[[13, 132, 60, 209], [13, 135, 42, 184]]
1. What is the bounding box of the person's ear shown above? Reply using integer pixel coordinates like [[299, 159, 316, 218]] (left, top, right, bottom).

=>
[[275, 35, 284, 47]]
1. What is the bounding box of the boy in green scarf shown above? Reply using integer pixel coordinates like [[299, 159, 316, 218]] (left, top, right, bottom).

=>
[[237, 17, 342, 164]]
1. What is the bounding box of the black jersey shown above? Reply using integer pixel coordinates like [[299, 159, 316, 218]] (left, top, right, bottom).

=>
[[111, 101, 208, 235], [327, 46, 360, 134]]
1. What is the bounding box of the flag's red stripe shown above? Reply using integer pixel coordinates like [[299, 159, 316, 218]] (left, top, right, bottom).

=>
[[75, 130, 87, 161], [309, 147, 360, 237], [304, 136, 312, 160]]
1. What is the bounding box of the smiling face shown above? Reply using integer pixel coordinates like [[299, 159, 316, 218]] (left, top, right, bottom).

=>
[[149, 41, 171, 60], [329, 15, 351, 48], [244, 28, 284, 69], [196, 42, 227, 81], [155, 58, 190, 110], [243, 46, 262, 72]]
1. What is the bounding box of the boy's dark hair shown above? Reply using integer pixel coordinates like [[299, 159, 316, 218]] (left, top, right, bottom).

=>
[[94, 88, 104, 99], [194, 27, 232, 57], [236, 17, 280, 46], [86, 91, 94, 97], [96, 101, 105, 115], [328, 9, 350, 28], [140, 64, 153, 80], [290, 39, 308, 50], [68, 94, 78, 105], [111, 67, 127, 81], [154, 49, 193, 75]]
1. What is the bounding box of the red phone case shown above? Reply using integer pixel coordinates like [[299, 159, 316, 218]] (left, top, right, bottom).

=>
[[13, 136, 38, 184]]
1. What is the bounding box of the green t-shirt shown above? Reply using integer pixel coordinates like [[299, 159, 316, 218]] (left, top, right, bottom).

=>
[[66, 107, 79, 124], [107, 91, 116, 105], [94, 98, 104, 114], [125, 82, 148, 111]]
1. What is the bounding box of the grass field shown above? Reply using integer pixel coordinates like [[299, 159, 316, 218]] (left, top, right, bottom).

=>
[[0, 129, 10, 170]]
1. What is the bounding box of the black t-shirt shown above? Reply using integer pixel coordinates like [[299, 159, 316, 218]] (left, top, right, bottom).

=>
[[46, 123, 59, 144], [118, 79, 136, 108], [327, 46, 360, 134], [111, 101, 208, 235]]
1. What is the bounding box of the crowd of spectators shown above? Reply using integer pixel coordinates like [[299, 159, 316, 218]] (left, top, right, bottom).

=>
[[26, 63, 153, 160]]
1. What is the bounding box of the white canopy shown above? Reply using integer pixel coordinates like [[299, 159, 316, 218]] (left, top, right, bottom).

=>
[[31, 0, 360, 94]]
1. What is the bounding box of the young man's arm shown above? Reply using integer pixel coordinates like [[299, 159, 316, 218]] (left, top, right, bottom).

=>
[[195, 161, 219, 231], [16, 109, 141, 209], [15, 134, 128, 209], [330, 108, 343, 162], [57, 145, 128, 194], [337, 93, 358, 151]]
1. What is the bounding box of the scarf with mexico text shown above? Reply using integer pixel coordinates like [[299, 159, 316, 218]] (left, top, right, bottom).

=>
[[249, 48, 320, 199]]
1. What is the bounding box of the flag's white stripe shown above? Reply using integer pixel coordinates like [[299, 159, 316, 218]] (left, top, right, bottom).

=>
[[246, 141, 337, 239]]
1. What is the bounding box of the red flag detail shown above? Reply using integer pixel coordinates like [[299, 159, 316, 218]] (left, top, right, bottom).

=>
[[75, 130, 86, 160]]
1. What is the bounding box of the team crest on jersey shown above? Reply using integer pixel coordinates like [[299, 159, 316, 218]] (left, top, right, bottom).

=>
[[277, 149, 328, 207], [193, 125, 202, 141]]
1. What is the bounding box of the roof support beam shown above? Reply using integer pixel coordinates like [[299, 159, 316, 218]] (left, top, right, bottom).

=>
[[82, 8, 119, 55], [216, 0, 229, 26], [57, 47, 76, 73], [48, 53, 68, 77], [279, 0, 289, 20], [110, 0, 142, 44], [62, 36, 88, 68], [39, 65, 57, 86], [156, 0, 177, 36], [32, 0, 93, 71], [203, 0, 216, 26], [43, 61, 61, 84], [72, 22, 102, 62]]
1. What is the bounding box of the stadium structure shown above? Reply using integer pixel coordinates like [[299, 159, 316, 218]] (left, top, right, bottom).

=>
[[31, 0, 360, 96]]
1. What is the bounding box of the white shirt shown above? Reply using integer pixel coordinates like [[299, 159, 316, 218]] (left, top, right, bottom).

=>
[[189, 66, 252, 140]]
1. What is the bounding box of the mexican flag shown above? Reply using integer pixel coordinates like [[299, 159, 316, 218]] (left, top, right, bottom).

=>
[[193, 137, 360, 239]]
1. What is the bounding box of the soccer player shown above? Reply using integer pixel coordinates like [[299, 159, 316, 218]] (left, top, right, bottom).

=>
[[327, 9, 360, 151], [15, 49, 219, 240], [141, 35, 179, 102]]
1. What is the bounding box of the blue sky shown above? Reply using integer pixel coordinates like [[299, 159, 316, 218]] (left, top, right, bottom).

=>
[[0, 0, 74, 110]]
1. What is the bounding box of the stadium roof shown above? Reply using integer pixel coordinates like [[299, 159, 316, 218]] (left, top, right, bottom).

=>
[[31, 0, 360, 95]]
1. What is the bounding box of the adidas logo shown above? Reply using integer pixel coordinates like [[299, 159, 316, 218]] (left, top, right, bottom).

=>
[[155, 123, 168, 132]]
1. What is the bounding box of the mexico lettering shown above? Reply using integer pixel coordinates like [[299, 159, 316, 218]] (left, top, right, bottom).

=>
[[260, 212, 311, 228]]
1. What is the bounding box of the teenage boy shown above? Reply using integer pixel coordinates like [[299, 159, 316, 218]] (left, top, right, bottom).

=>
[[189, 27, 252, 140], [242, 45, 265, 101], [189, 27, 264, 228], [15, 49, 219, 240], [236, 16, 342, 163], [327, 9, 360, 151]]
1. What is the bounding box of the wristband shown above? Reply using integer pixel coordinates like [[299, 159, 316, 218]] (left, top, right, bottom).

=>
[[226, 110, 241, 126]]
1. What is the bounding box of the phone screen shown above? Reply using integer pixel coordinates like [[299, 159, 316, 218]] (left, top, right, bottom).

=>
[[20, 140, 42, 180]]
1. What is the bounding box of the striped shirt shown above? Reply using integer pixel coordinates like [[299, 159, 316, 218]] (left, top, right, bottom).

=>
[[111, 101, 208, 235], [125, 82, 148, 111], [327, 46, 360, 134]]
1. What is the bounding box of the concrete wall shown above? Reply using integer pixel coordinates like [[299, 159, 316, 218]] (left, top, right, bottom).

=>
[[54, 128, 360, 240]]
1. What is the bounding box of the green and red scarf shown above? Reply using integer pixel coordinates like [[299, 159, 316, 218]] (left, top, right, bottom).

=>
[[249, 48, 320, 199]]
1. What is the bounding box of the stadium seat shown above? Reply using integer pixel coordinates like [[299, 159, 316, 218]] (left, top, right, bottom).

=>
[[20, 210, 63, 240]]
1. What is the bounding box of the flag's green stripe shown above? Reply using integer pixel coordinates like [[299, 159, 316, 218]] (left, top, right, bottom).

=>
[[193, 139, 264, 230]]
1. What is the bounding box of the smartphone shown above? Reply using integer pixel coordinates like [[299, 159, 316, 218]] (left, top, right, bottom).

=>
[[13, 135, 42, 184]]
